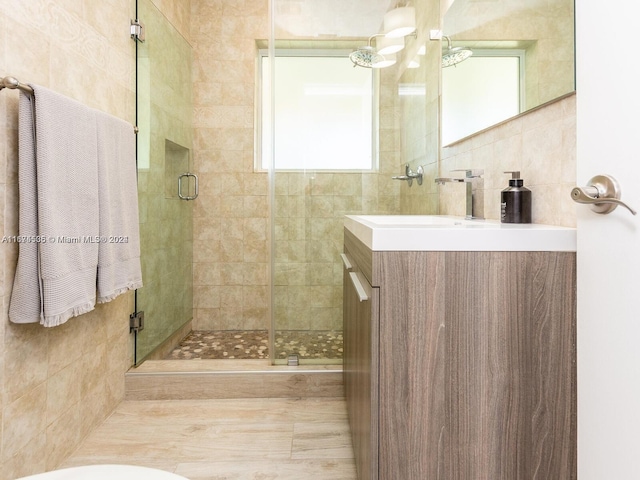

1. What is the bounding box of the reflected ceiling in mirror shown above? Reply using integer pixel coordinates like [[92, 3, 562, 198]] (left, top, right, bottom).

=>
[[442, 0, 575, 145], [274, 0, 394, 38]]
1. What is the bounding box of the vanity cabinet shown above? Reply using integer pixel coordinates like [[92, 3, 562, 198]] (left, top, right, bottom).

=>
[[343, 255, 378, 480], [343, 228, 577, 480]]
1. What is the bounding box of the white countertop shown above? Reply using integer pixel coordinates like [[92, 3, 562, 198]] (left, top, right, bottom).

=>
[[344, 215, 576, 252]]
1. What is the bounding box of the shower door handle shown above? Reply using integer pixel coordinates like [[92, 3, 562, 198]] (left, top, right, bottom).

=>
[[178, 172, 198, 201]]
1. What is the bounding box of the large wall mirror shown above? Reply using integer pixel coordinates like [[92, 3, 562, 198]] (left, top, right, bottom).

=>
[[442, 0, 575, 145]]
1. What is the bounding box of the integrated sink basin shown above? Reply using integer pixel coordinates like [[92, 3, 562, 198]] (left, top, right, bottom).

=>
[[344, 215, 576, 251]]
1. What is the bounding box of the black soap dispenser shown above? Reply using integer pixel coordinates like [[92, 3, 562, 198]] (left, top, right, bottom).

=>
[[501, 171, 531, 223]]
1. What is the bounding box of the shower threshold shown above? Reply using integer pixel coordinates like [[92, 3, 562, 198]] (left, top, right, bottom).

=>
[[125, 358, 343, 400]]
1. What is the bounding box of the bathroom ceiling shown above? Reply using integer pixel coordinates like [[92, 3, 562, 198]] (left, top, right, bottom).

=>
[[274, 0, 396, 38]]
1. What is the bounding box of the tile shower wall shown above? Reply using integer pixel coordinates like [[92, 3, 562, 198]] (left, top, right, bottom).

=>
[[190, 1, 403, 332], [439, 94, 576, 227], [0, 0, 190, 478], [190, 0, 271, 331], [188, 0, 449, 334], [135, 0, 194, 361]]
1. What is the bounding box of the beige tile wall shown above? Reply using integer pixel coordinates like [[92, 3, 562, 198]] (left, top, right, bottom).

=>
[[439, 93, 577, 227], [190, 0, 270, 331], [150, 0, 192, 43], [0, 0, 188, 477]]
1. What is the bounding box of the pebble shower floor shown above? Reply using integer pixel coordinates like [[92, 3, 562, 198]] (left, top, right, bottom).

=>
[[165, 330, 344, 360]]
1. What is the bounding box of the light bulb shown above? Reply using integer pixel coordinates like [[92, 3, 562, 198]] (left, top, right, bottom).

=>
[[377, 36, 405, 55], [383, 7, 416, 38], [372, 54, 397, 69]]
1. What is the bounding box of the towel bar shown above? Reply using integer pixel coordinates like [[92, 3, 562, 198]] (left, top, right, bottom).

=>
[[1, 75, 139, 134], [0, 75, 34, 95]]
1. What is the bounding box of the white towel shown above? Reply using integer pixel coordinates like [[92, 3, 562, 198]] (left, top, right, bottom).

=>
[[10, 86, 100, 326], [95, 110, 143, 302]]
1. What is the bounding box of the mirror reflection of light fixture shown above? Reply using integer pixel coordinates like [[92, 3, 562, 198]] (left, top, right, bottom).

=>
[[398, 83, 426, 96], [384, 6, 416, 38], [372, 54, 397, 69], [350, 4, 418, 70], [408, 57, 420, 69], [350, 34, 400, 69], [376, 36, 405, 55], [417, 44, 426, 56]]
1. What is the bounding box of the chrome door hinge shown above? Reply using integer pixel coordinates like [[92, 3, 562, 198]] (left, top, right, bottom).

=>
[[130, 19, 145, 43], [130, 311, 145, 333]]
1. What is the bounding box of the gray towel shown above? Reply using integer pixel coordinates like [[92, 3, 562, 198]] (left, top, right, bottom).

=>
[[95, 110, 143, 302], [10, 86, 100, 326]]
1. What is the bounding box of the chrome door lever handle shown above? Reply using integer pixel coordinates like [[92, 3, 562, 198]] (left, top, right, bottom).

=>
[[570, 174, 636, 215], [570, 186, 637, 215]]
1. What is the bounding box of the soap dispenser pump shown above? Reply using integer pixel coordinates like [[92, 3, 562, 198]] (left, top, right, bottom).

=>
[[501, 171, 531, 223]]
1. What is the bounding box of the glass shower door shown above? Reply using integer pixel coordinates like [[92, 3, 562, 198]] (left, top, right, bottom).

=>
[[269, 63, 373, 364], [268, 1, 386, 365], [134, 0, 193, 364], [268, 1, 440, 364]]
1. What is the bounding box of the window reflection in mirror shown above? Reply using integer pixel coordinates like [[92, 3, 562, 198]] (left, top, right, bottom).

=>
[[442, 0, 575, 145], [443, 51, 523, 145]]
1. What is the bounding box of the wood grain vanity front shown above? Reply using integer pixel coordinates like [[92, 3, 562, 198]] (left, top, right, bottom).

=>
[[343, 229, 577, 480]]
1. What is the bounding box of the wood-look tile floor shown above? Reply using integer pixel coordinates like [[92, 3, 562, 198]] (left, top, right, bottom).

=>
[[61, 397, 357, 479]]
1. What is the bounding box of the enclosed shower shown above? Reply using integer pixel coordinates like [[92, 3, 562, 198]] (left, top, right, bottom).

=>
[[132, 0, 440, 367], [133, 0, 194, 364]]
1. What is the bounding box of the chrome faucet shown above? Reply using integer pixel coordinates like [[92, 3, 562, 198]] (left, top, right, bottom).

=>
[[434, 169, 484, 219]]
